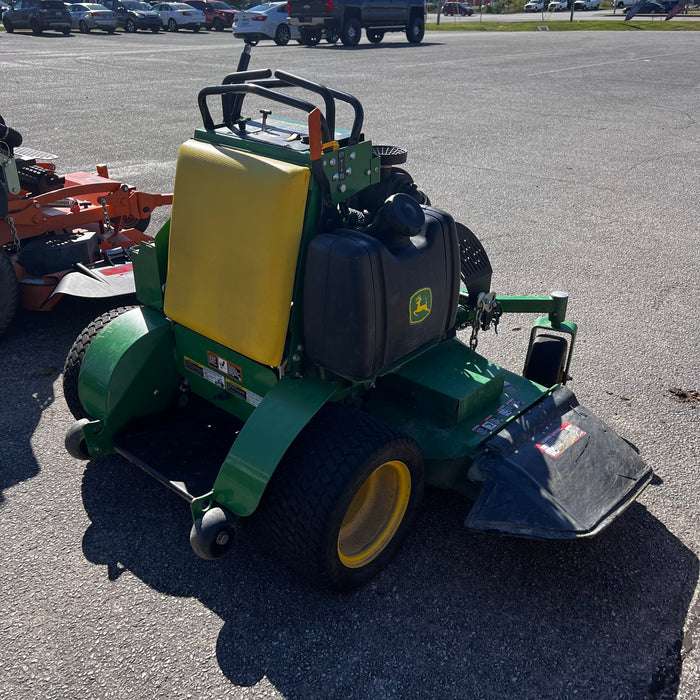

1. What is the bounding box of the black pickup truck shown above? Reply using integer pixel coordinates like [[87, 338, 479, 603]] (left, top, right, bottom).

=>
[[288, 0, 426, 46]]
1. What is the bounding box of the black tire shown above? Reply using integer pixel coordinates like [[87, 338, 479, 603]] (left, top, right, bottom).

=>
[[0, 249, 20, 337], [193, 25, 201, 32], [124, 17, 136, 32], [3, 18, 14, 33], [523, 334, 568, 388], [213, 17, 223, 31], [406, 15, 424, 43], [340, 17, 361, 46], [190, 507, 237, 560], [31, 19, 42, 35], [106, 28, 115, 34], [62, 26, 71, 35], [79, 20, 90, 33], [366, 29, 383, 43], [65, 419, 91, 460], [249, 403, 425, 591], [168, 18, 178, 31], [274, 23, 290, 46], [63, 305, 136, 420], [150, 26, 159, 32], [325, 29, 339, 43]]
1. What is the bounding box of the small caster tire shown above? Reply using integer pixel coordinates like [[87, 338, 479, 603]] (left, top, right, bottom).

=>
[[65, 419, 91, 460], [190, 507, 237, 560]]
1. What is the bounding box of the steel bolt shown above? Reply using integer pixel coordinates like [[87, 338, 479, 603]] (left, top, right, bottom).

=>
[[349, 152, 356, 160], [339, 184, 347, 193]]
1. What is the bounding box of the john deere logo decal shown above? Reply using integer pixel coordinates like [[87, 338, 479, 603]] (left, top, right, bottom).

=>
[[410, 288, 432, 324]]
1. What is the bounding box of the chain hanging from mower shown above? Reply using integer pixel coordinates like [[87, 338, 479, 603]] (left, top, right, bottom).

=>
[[469, 291, 502, 350]]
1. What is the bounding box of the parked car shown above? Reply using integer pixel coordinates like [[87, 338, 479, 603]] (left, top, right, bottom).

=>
[[573, 0, 601, 8], [67, 2, 119, 32], [233, 2, 299, 46], [184, 0, 237, 30], [100, 0, 162, 31], [152, 1, 205, 30], [288, 0, 425, 46], [2, 0, 71, 34], [524, 0, 545, 10], [547, 0, 569, 9], [625, 0, 665, 12], [442, 2, 473, 15]]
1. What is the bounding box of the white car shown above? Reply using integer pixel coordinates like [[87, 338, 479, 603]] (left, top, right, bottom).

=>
[[151, 1, 206, 31], [547, 0, 569, 9], [573, 0, 601, 8], [232, 2, 299, 46], [67, 3, 119, 33], [524, 0, 545, 10]]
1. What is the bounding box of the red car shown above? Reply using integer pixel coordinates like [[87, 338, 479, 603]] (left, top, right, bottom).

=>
[[442, 1, 474, 15], [184, 0, 237, 29]]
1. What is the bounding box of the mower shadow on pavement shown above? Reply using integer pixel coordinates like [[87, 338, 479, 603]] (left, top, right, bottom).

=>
[[0, 297, 129, 505], [79, 456, 698, 700]]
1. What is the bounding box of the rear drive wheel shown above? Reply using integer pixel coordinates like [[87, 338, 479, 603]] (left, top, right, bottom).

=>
[[79, 19, 90, 32], [31, 18, 42, 35], [124, 17, 136, 32], [62, 26, 71, 35], [366, 29, 383, 43], [63, 305, 136, 420], [249, 403, 425, 590], [340, 17, 361, 46], [213, 16, 223, 30], [406, 15, 424, 43], [168, 18, 178, 31], [0, 249, 19, 337], [3, 17, 14, 32], [523, 334, 568, 388], [274, 23, 290, 45], [325, 29, 338, 43]]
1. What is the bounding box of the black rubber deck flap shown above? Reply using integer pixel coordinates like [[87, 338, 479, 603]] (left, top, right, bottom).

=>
[[113, 402, 243, 502], [465, 386, 652, 539]]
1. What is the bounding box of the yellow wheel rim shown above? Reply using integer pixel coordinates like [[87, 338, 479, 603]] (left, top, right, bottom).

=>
[[337, 460, 412, 569]]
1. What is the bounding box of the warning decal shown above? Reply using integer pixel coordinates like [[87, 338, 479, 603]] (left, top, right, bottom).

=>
[[496, 398, 525, 418], [503, 380, 520, 394], [472, 414, 505, 436], [207, 351, 243, 382], [535, 421, 586, 459]]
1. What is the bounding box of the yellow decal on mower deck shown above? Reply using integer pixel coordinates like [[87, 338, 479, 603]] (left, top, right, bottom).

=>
[[410, 288, 432, 324]]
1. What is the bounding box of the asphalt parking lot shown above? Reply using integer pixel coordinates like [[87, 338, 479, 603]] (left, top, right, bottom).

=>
[[1, 28, 699, 700]]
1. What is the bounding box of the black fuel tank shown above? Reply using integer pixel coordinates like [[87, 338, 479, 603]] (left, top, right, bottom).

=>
[[303, 206, 460, 380]]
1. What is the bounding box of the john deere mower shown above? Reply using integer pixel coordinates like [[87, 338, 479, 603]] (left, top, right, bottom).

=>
[[63, 48, 651, 590]]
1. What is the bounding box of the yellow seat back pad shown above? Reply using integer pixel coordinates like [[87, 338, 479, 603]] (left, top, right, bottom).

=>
[[164, 139, 311, 367]]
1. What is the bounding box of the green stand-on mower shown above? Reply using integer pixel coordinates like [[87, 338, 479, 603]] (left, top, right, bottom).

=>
[[64, 48, 652, 591]]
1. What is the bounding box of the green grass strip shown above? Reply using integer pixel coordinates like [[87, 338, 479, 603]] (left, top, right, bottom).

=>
[[427, 19, 700, 30]]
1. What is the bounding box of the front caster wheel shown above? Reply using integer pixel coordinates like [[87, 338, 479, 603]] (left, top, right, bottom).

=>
[[190, 507, 237, 560], [65, 419, 91, 460]]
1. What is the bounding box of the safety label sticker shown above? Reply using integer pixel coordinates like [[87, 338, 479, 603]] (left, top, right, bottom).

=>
[[224, 378, 263, 408], [496, 398, 525, 418], [535, 422, 586, 459], [207, 351, 242, 382], [503, 380, 520, 394], [473, 414, 505, 436]]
